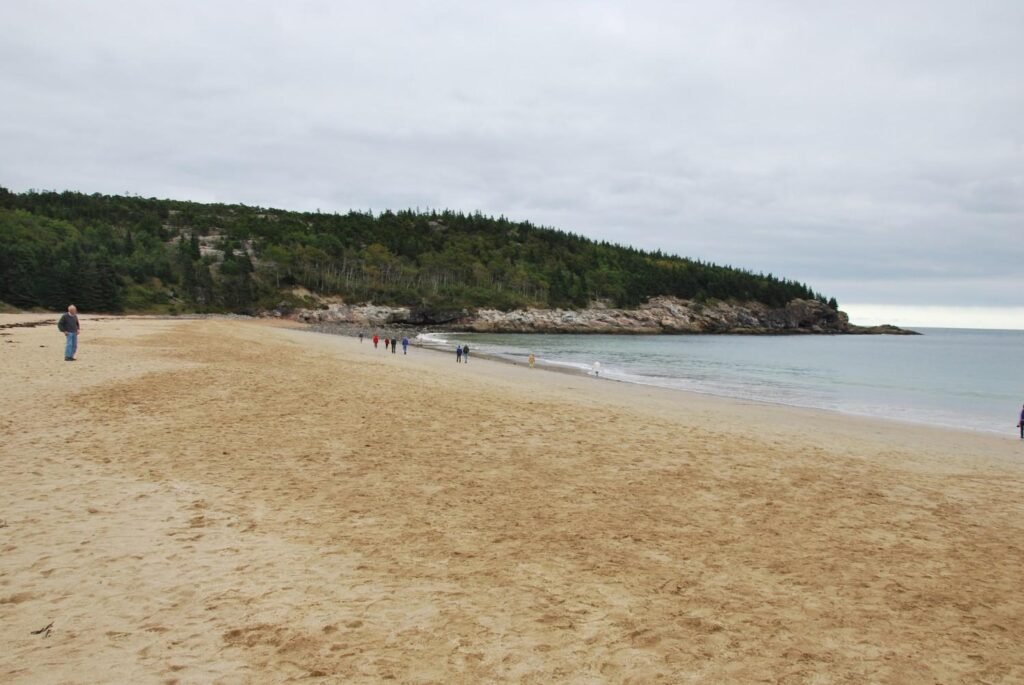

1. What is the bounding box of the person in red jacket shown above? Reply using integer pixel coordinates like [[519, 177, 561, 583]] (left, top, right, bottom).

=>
[[372, 334, 379, 348]]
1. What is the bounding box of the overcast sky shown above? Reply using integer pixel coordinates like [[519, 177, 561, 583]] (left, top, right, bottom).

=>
[[2, 1, 1022, 326]]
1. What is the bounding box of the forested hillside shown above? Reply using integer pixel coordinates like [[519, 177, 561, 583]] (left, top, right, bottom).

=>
[[0, 188, 835, 314]]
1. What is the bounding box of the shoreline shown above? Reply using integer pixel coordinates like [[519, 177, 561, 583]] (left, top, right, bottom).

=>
[[303, 323, 1019, 442], [274, 320, 1022, 472], [5, 313, 1015, 439]]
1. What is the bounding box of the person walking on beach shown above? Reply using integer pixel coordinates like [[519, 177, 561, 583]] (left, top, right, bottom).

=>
[[592, 361, 601, 377], [456, 345, 463, 363], [1018, 404, 1024, 439], [401, 337, 409, 354], [385, 337, 390, 351], [373, 334, 379, 349], [359, 332, 364, 343], [391, 337, 397, 354], [462, 344, 470, 364], [57, 304, 80, 361], [528, 353, 535, 368]]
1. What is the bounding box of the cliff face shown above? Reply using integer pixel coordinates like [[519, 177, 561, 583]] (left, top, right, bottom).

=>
[[294, 297, 916, 335]]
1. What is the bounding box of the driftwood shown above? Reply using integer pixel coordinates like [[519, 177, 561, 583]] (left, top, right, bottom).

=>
[[30, 622, 53, 638]]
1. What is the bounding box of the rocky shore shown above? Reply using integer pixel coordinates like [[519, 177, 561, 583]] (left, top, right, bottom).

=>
[[293, 297, 916, 335]]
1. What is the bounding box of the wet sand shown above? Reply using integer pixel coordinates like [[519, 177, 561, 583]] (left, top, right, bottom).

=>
[[2, 315, 1023, 684]]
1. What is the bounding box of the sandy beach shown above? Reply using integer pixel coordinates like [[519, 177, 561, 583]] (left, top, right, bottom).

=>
[[2, 315, 1023, 684]]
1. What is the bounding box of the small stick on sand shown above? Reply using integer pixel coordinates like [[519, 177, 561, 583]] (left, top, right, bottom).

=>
[[30, 622, 53, 638]]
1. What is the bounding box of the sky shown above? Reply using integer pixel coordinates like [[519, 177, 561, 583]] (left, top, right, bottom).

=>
[[2, 1, 1022, 328]]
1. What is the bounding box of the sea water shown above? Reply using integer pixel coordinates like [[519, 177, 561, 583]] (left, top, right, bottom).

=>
[[421, 328, 1024, 436]]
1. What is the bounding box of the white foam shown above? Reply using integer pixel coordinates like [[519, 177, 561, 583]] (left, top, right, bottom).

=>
[[417, 332, 449, 345]]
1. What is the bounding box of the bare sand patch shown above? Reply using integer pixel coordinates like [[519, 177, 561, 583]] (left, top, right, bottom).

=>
[[2, 316, 1023, 683]]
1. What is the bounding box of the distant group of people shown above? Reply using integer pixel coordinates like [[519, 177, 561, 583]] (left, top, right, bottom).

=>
[[362, 332, 409, 354], [358, 337, 593, 376], [358, 329, 481, 364]]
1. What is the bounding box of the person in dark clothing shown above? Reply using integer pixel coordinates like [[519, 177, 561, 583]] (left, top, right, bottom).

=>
[[391, 337, 397, 354], [456, 345, 463, 363], [1019, 404, 1024, 439], [401, 337, 409, 354], [462, 344, 469, 364], [57, 304, 81, 361]]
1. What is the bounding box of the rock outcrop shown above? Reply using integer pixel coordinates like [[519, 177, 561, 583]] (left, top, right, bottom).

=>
[[296, 302, 412, 327], [294, 297, 917, 335]]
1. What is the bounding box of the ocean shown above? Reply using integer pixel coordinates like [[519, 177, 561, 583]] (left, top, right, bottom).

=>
[[420, 328, 1024, 436]]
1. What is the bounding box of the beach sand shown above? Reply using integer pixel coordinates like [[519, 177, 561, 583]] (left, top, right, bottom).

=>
[[2, 315, 1023, 684]]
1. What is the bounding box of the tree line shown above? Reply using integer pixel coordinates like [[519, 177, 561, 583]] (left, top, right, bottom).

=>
[[0, 188, 837, 314]]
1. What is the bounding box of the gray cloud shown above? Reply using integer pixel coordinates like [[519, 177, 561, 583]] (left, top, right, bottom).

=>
[[2, 0, 1022, 312]]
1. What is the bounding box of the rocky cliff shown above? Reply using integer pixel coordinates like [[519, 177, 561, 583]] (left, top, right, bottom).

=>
[[293, 297, 916, 335]]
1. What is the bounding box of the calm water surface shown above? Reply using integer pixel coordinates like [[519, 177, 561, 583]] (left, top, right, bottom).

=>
[[422, 328, 1024, 436]]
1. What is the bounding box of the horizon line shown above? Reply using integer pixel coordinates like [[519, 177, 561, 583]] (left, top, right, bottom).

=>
[[843, 304, 1024, 331]]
